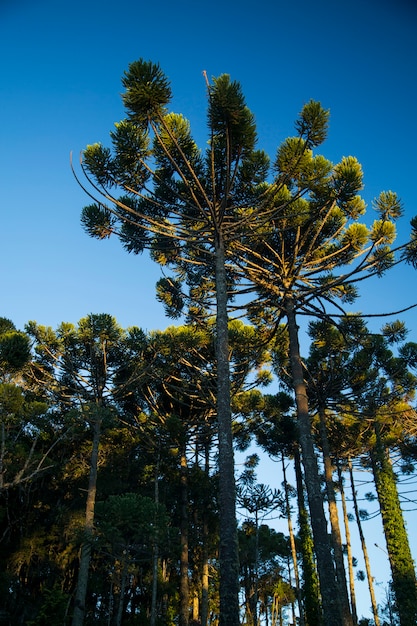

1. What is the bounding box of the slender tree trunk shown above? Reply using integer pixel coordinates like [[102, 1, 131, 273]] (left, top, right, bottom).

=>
[[201, 437, 211, 626], [281, 454, 305, 626], [336, 459, 358, 625], [243, 564, 252, 625], [318, 407, 353, 625], [71, 414, 101, 626], [114, 555, 128, 626], [348, 459, 380, 626], [293, 446, 321, 626], [179, 449, 190, 626], [201, 543, 209, 626], [150, 453, 160, 626], [371, 423, 417, 626], [0, 421, 5, 491], [215, 237, 240, 626], [285, 298, 343, 625], [253, 511, 260, 626]]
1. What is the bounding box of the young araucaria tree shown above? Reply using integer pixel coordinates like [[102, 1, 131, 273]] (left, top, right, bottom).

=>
[[27, 314, 135, 626]]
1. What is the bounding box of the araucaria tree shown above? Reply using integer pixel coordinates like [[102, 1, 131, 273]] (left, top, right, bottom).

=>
[[75, 60, 270, 626], [73, 59, 416, 625], [238, 119, 415, 623], [27, 314, 137, 626]]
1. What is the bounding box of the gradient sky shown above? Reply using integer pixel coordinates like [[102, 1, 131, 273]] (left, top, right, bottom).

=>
[[1, 0, 417, 620]]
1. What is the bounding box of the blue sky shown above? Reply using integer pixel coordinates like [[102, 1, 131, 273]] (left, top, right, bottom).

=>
[[1, 0, 417, 620]]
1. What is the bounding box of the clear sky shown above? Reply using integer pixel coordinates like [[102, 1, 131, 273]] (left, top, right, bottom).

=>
[[1, 0, 417, 620]]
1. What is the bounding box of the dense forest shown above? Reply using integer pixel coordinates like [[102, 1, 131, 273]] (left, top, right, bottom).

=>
[[1, 60, 417, 626]]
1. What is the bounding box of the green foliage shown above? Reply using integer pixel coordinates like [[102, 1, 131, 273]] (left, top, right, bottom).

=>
[[0, 328, 31, 373], [295, 99, 329, 147], [332, 156, 364, 206], [373, 190, 403, 220], [122, 59, 172, 127], [403, 214, 417, 267], [0, 382, 24, 417], [83, 143, 115, 187], [0, 317, 16, 334], [26, 586, 70, 626], [381, 320, 408, 344], [80, 203, 115, 239], [208, 74, 256, 155], [95, 492, 170, 553]]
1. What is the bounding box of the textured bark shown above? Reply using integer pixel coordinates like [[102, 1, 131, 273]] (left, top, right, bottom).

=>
[[215, 237, 240, 626], [371, 424, 417, 626], [285, 299, 343, 625], [318, 408, 353, 625], [294, 447, 321, 626]]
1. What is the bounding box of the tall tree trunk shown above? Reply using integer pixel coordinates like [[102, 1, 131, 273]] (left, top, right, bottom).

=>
[[348, 459, 380, 626], [285, 298, 343, 625], [0, 421, 5, 491], [150, 452, 160, 626], [336, 459, 358, 625], [200, 436, 211, 626], [294, 446, 321, 626], [179, 449, 190, 626], [215, 237, 240, 626], [252, 510, 260, 626], [114, 555, 129, 626], [281, 453, 305, 626], [71, 414, 101, 626], [318, 407, 353, 625], [371, 423, 417, 626]]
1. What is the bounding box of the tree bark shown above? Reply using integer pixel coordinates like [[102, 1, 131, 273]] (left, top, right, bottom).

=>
[[71, 413, 101, 626], [348, 459, 380, 626], [318, 407, 353, 625], [200, 437, 211, 626], [293, 447, 321, 625], [336, 459, 358, 625], [150, 453, 160, 626], [114, 555, 128, 626], [281, 454, 305, 626], [179, 449, 190, 626], [285, 298, 344, 625], [371, 423, 417, 626], [215, 236, 240, 626]]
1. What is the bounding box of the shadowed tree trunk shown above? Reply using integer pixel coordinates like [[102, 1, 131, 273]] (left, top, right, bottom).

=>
[[293, 446, 321, 626], [337, 460, 358, 625], [286, 299, 344, 625], [317, 407, 353, 625], [281, 453, 305, 626], [201, 436, 212, 626], [71, 412, 101, 626], [179, 448, 190, 626], [215, 237, 240, 626], [150, 452, 161, 626]]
